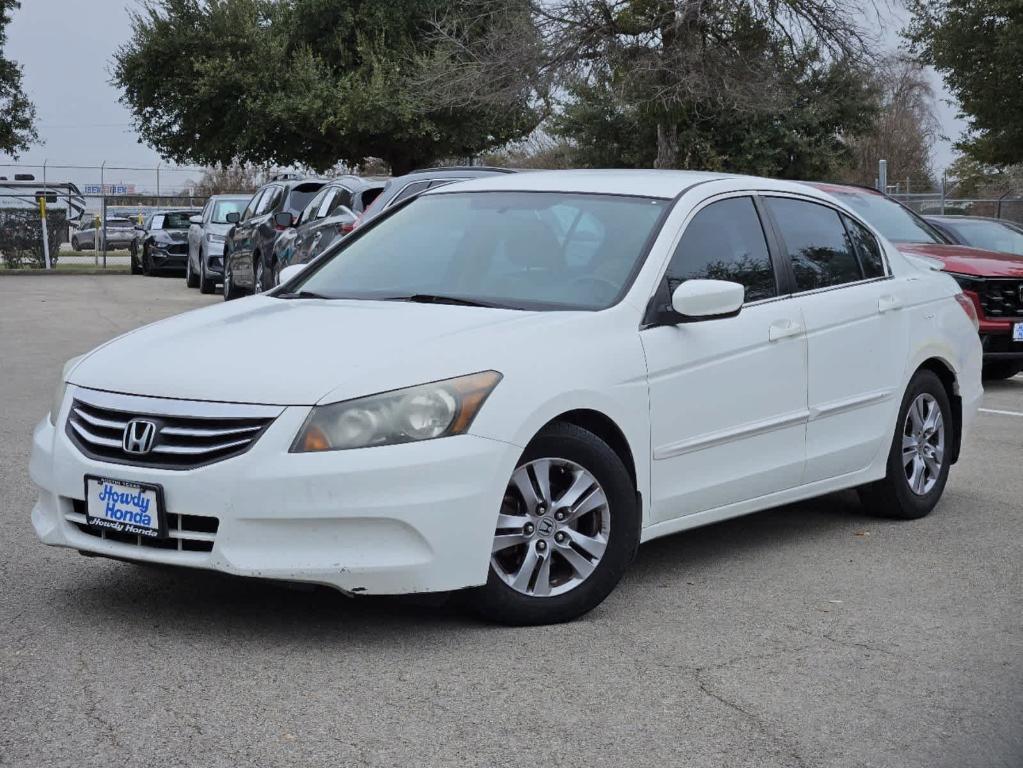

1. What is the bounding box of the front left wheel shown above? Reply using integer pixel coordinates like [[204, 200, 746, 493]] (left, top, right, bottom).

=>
[[468, 422, 640, 625]]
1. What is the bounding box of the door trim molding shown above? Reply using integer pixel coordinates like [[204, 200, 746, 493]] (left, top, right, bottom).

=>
[[653, 409, 810, 460], [808, 389, 895, 421]]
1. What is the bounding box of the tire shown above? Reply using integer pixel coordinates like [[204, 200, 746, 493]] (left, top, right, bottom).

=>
[[71, 237, 81, 252], [223, 258, 244, 301], [130, 251, 142, 275], [185, 253, 199, 288], [253, 255, 265, 294], [982, 361, 1022, 381], [198, 251, 215, 294], [858, 369, 953, 520], [141, 246, 153, 276], [467, 422, 640, 625]]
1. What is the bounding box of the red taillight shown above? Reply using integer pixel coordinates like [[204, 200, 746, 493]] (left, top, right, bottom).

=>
[[955, 291, 980, 332]]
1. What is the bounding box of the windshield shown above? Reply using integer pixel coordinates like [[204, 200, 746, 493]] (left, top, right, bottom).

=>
[[286, 183, 326, 217], [827, 189, 942, 244], [290, 191, 669, 310], [160, 211, 196, 229], [211, 198, 247, 224], [939, 218, 1023, 255]]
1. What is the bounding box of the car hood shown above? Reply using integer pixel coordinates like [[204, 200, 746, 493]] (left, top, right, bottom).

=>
[[68, 296, 571, 405], [896, 243, 1023, 278], [205, 222, 233, 236]]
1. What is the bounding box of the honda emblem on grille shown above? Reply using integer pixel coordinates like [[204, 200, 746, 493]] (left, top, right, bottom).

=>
[[122, 419, 157, 455]]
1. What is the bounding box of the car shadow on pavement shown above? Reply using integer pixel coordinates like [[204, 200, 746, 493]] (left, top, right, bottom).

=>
[[48, 488, 884, 638]]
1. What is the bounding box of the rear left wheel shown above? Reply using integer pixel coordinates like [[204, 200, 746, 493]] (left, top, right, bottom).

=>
[[858, 369, 952, 520], [468, 422, 639, 625], [185, 254, 199, 288]]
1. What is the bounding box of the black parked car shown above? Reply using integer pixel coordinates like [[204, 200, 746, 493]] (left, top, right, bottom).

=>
[[925, 215, 1023, 256], [271, 176, 386, 277], [352, 166, 517, 231], [223, 178, 328, 299], [130, 209, 201, 275]]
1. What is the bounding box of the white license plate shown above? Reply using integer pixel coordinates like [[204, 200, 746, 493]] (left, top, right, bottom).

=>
[[1014, 322, 1023, 342], [84, 476, 165, 538]]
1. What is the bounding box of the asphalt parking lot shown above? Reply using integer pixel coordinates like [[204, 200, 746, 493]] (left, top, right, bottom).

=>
[[1, 275, 1020, 768]]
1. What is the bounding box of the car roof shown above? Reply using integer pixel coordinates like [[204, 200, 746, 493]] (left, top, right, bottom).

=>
[[210, 193, 252, 200], [421, 168, 822, 199], [927, 214, 1016, 224]]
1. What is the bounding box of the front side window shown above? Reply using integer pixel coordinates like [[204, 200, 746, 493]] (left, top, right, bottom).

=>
[[285, 183, 325, 217], [257, 187, 282, 215], [290, 191, 669, 311], [243, 188, 268, 220], [666, 197, 777, 302], [766, 198, 864, 291], [299, 188, 330, 223]]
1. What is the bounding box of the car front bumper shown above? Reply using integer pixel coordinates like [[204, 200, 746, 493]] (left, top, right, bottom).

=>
[[30, 401, 521, 594]]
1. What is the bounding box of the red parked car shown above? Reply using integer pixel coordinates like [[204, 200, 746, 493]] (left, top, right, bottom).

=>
[[807, 183, 1023, 380]]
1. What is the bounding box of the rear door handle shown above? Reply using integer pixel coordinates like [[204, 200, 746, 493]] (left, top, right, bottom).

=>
[[878, 294, 901, 313], [769, 319, 803, 342]]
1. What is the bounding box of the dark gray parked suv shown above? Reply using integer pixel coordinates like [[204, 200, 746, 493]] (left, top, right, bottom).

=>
[[223, 177, 327, 299]]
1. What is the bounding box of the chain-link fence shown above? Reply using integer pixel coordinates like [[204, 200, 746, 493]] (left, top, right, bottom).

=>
[[890, 192, 1023, 225]]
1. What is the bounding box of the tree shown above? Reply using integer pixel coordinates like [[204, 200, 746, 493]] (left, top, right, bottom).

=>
[[190, 162, 265, 195], [842, 57, 938, 189], [547, 4, 878, 178], [906, 0, 1023, 166], [113, 0, 540, 175], [0, 0, 37, 157]]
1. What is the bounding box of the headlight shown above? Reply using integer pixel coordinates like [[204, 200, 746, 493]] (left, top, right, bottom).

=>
[[292, 371, 502, 452], [206, 233, 225, 244], [49, 356, 83, 425]]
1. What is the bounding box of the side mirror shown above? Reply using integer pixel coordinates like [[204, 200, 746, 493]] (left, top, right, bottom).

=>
[[332, 205, 355, 219], [274, 211, 294, 228], [278, 263, 307, 284], [670, 279, 744, 321], [225, 211, 241, 224], [189, 215, 202, 225]]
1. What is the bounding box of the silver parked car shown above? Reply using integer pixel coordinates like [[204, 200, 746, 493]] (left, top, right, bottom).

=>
[[186, 195, 251, 293], [71, 217, 136, 251]]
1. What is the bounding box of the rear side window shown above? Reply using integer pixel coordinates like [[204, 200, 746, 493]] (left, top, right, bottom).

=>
[[842, 215, 886, 278], [766, 198, 863, 291], [666, 196, 777, 303], [357, 186, 383, 212]]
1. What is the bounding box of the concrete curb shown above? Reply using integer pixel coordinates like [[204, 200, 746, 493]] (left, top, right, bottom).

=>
[[0, 269, 133, 276]]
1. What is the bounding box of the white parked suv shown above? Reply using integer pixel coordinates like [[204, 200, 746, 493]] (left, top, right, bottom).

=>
[[31, 170, 983, 624]]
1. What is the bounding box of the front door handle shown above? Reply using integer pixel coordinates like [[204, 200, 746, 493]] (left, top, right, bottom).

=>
[[878, 294, 901, 313], [769, 319, 803, 342]]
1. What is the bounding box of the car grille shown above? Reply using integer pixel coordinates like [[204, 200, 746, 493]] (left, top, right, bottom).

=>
[[65, 388, 282, 470], [166, 243, 187, 255], [977, 279, 1023, 319], [68, 499, 218, 552]]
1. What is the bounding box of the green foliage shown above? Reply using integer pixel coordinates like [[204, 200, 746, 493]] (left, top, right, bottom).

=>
[[0, 208, 64, 269], [0, 0, 38, 157], [906, 0, 1023, 165], [552, 25, 878, 179], [113, 0, 540, 174]]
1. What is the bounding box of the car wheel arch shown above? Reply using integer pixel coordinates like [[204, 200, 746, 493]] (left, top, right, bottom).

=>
[[539, 409, 639, 492], [915, 357, 962, 464]]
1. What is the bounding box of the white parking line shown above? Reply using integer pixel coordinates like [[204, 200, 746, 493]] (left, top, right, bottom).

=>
[[979, 408, 1023, 418]]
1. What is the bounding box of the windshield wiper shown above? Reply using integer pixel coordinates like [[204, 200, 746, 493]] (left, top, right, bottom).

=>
[[276, 290, 332, 300], [384, 294, 512, 309]]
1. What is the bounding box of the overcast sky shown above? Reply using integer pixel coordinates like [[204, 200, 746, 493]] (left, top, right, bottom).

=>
[[3, 0, 967, 193]]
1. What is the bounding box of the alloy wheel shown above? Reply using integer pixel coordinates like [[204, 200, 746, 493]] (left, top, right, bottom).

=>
[[491, 458, 610, 597], [902, 392, 945, 496]]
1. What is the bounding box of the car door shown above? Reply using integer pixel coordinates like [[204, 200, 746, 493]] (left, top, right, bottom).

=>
[[642, 194, 809, 522], [231, 186, 274, 288], [299, 187, 342, 262], [189, 200, 210, 268], [307, 186, 354, 259], [761, 195, 909, 482]]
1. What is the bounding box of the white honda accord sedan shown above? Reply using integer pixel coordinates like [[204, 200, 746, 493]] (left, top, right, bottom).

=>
[[31, 170, 982, 624]]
